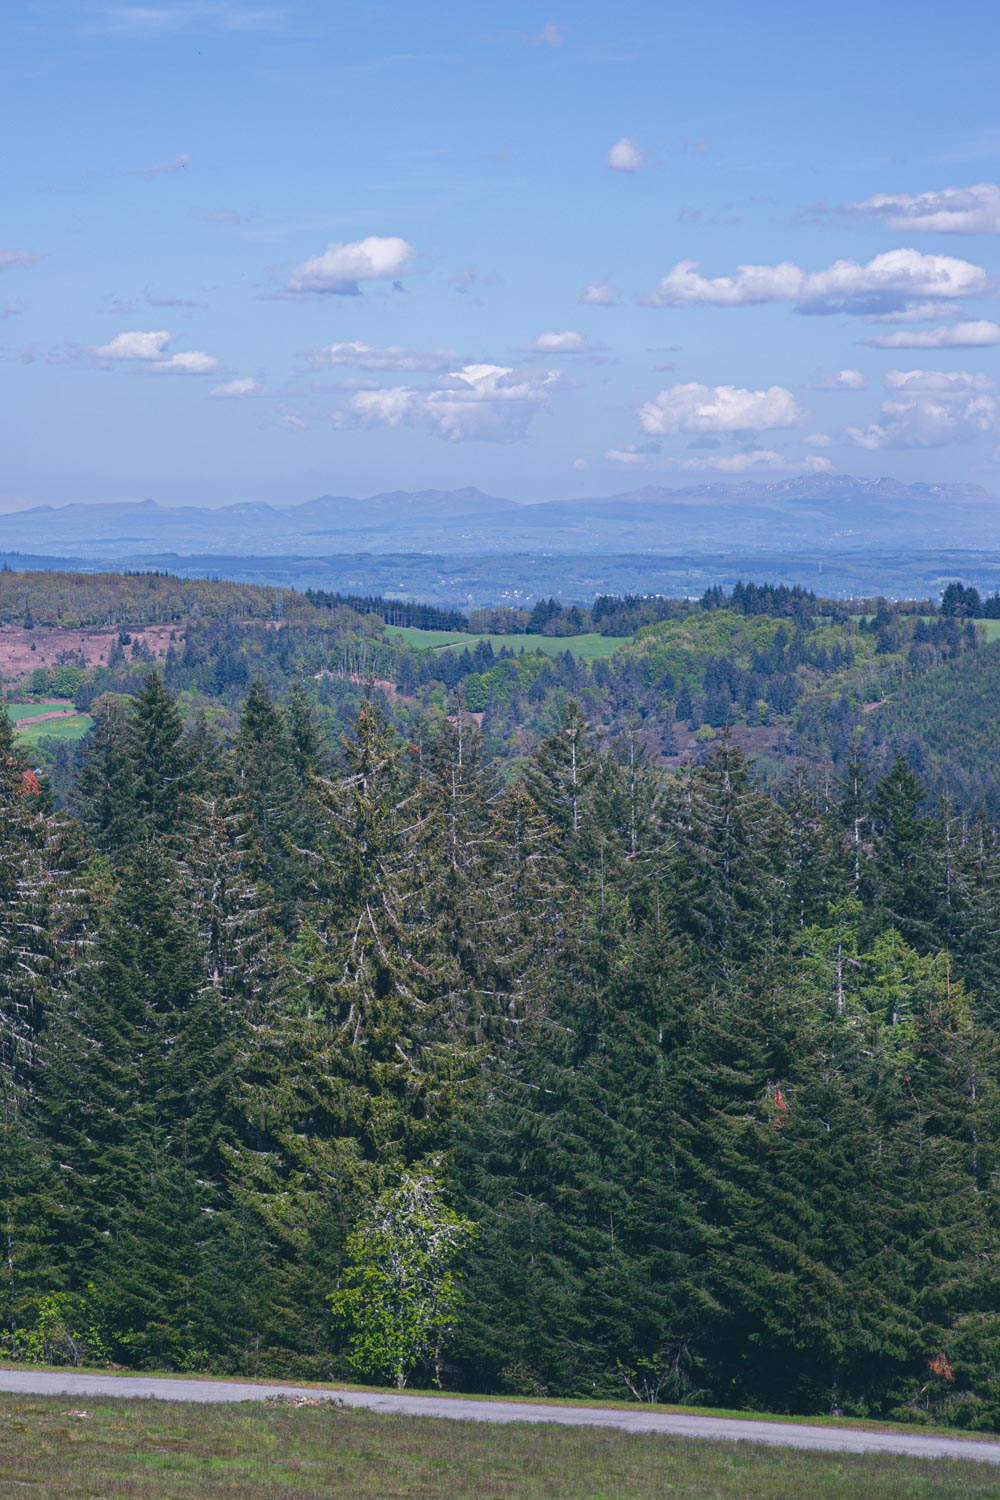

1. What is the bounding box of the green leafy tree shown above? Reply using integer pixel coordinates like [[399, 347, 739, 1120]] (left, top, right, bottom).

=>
[[330, 1167, 474, 1388]]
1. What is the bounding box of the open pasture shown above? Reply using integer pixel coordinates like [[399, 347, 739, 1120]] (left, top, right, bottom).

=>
[[385, 626, 627, 660]]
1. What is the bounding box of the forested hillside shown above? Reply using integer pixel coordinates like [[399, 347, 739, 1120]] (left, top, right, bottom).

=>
[[8, 570, 993, 817], [2, 668, 1000, 1430]]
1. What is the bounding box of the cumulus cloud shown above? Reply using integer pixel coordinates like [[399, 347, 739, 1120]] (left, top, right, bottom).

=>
[[284, 235, 415, 296], [847, 182, 1000, 234], [579, 279, 618, 306], [0, 250, 42, 273], [337, 362, 558, 443], [305, 341, 459, 373], [92, 329, 218, 373], [524, 330, 605, 356], [530, 330, 584, 353], [93, 329, 172, 360], [805, 432, 833, 447], [863, 320, 1000, 350], [148, 350, 220, 374], [862, 300, 964, 324], [645, 248, 989, 316], [811, 369, 867, 392], [211, 377, 264, 398], [608, 137, 643, 173], [638, 382, 802, 435], [848, 369, 998, 450]]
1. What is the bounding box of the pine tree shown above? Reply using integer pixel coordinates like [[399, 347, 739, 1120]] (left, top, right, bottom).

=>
[[869, 758, 945, 950], [671, 738, 790, 980], [45, 844, 229, 1364]]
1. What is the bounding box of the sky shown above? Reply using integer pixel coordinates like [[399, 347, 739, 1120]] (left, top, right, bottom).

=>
[[2, 0, 1000, 509]]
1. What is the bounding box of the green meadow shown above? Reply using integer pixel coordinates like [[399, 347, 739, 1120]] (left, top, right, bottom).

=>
[[5, 701, 94, 743], [384, 626, 627, 660], [0, 1395, 995, 1499]]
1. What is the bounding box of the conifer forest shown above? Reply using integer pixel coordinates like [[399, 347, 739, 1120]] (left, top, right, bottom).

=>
[[3, 576, 1000, 1432]]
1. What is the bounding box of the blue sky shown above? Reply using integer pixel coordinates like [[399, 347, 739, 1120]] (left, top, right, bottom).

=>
[[3, 0, 1000, 507]]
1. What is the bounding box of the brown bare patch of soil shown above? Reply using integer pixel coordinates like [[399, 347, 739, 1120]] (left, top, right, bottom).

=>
[[0, 623, 181, 676]]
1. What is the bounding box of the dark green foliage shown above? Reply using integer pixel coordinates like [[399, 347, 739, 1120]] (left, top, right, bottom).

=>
[[6, 671, 1000, 1433]]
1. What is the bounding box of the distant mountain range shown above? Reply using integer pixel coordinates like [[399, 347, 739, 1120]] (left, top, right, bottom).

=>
[[1, 475, 998, 564]]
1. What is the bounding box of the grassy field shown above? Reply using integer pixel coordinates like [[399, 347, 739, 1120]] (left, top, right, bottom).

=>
[[4, 698, 93, 744], [15, 715, 93, 743], [975, 619, 1000, 642], [5, 699, 75, 720], [384, 626, 627, 661], [0, 1395, 996, 1499]]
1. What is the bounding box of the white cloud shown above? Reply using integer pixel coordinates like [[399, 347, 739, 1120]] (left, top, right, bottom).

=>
[[862, 300, 963, 324], [149, 350, 220, 374], [639, 382, 802, 435], [572, 457, 589, 470], [305, 341, 458, 373], [536, 21, 565, 46], [526, 330, 604, 355], [665, 450, 834, 475], [606, 444, 833, 474], [285, 235, 415, 296], [337, 362, 557, 443], [605, 445, 651, 465], [608, 136, 643, 173], [805, 432, 833, 447], [847, 182, 1000, 234], [211, 377, 263, 398], [532, 330, 585, 352], [811, 369, 867, 392], [0, 250, 42, 273], [848, 369, 998, 449], [579, 279, 618, 306], [863, 320, 1000, 350], [93, 329, 172, 360], [91, 329, 218, 373], [645, 248, 989, 316]]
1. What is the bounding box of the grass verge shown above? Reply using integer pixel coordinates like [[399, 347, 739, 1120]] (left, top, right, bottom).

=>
[[1, 1362, 997, 1445], [0, 1394, 996, 1499]]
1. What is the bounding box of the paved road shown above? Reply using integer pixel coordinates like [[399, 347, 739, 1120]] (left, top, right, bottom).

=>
[[0, 1368, 997, 1466]]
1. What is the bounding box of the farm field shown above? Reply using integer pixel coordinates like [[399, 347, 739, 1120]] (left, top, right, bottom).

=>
[[384, 626, 628, 660], [975, 619, 1000, 642], [6, 700, 93, 743], [0, 1395, 995, 1499], [15, 714, 93, 744], [5, 700, 74, 720]]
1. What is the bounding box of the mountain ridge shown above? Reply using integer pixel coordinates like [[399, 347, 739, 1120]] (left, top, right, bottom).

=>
[[0, 475, 997, 561]]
